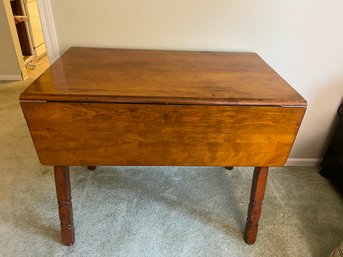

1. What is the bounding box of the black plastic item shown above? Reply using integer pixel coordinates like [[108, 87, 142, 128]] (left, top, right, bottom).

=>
[[320, 104, 343, 191]]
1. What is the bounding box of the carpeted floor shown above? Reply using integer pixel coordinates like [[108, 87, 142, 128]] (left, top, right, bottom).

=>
[[0, 61, 342, 257]]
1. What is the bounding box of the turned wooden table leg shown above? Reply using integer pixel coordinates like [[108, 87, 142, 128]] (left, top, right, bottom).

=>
[[54, 166, 75, 246], [87, 166, 96, 171], [244, 166, 269, 244]]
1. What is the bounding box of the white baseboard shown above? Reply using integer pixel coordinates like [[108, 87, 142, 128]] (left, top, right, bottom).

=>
[[285, 158, 322, 167], [0, 75, 22, 81]]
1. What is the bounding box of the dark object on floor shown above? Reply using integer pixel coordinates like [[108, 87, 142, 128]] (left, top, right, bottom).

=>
[[320, 104, 343, 191]]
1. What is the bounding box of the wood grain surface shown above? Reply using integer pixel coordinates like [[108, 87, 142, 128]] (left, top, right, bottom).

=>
[[20, 47, 306, 106], [54, 166, 74, 246], [20, 48, 307, 246], [244, 167, 269, 244], [21, 102, 305, 166]]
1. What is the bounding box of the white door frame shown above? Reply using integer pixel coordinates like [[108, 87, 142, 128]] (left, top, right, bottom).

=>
[[2, 0, 28, 79], [36, 0, 60, 63]]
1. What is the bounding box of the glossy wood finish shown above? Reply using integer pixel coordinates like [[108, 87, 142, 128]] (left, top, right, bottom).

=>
[[244, 167, 269, 244], [20, 47, 307, 246], [21, 102, 305, 166], [54, 166, 74, 246], [20, 48, 306, 107]]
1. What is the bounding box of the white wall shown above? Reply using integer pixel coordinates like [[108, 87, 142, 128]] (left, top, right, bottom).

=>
[[51, 0, 343, 161]]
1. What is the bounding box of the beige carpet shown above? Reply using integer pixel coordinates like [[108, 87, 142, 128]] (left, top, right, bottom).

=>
[[0, 61, 342, 257]]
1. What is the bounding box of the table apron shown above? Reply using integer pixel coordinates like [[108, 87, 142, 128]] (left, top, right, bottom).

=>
[[20, 102, 305, 166]]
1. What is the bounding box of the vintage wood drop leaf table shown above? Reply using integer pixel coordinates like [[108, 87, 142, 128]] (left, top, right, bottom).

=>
[[20, 47, 306, 246]]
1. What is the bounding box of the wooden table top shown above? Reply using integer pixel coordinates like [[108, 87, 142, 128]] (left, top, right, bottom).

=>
[[20, 47, 306, 106]]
